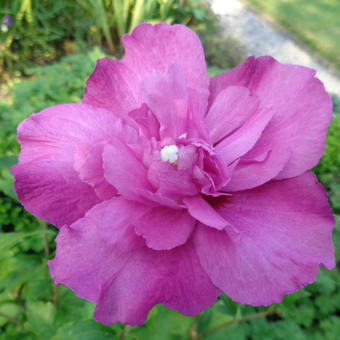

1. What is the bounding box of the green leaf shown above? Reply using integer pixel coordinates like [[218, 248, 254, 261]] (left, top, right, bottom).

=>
[[22, 265, 53, 301], [0, 155, 18, 168], [0, 253, 42, 292], [53, 287, 96, 327], [0, 302, 22, 327], [319, 316, 340, 340], [51, 320, 117, 340], [197, 309, 213, 333], [26, 301, 56, 338], [0, 168, 17, 199], [0, 231, 49, 254], [204, 323, 249, 340], [128, 305, 192, 339], [286, 302, 315, 327], [219, 294, 239, 316]]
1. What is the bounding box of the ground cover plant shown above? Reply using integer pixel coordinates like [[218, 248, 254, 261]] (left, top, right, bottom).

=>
[[0, 44, 339, 339], [246, 0, 340, 69]]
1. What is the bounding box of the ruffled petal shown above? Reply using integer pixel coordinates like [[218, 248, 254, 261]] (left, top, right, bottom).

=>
[[48, 197, 145, 302], [215, 106, 273, 165], [141, 64, 188, 138], [123, 23, 209, 116], [225, 143, 291, 191], [16, 103, 137, 164], [84, 23, 209, 118], [12, 158, 99, 227], [13, 103, 137, 223], [49, 197, 219, 326], [194, 173, 335, 306], [211, 56, 332, 189], [183, 195, 228, 230], [147, 157, 199, 198], [205, 86, 259, 144], [128, 104, 160, 140], [103, 139, 154, 202], [94, 239, 219, 325], [134, 207, 196, 250], [83, 59, 140, 116], [78, 144, 117, 200]]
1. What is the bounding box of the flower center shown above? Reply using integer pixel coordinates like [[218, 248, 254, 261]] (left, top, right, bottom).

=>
[[160, 144, 178, 163]]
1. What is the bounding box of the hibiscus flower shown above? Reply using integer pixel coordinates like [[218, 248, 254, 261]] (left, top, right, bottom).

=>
[[12, 23, 335, 325]]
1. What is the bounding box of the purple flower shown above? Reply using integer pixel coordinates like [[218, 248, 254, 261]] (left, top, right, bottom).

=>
[[12, 23, 335, 325], [1, 14, 12, 32]]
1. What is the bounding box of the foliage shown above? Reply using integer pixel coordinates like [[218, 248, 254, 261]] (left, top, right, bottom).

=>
[[204, 35, 247, 69], [246, 0, 340, 69], [0, 51, 339, 339], [0, 0, 216, 80], [0, 0, 88, 80], [314, 97, 340, 214]]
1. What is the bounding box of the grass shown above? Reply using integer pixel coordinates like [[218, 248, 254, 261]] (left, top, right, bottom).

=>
[[245, 0, 340, 69]]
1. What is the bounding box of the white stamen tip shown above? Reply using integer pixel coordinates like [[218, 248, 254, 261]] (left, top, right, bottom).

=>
[[160, 144, 178, 163]]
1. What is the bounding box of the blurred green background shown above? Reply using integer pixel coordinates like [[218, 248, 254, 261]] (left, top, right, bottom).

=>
[[0, 0, 339, 339]]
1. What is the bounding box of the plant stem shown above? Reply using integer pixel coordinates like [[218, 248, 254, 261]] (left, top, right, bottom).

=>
[[39, 220, 60, 308], [120, 325, 129, 340], [0, 311, 20, 325], [52, 284, 60, 309], [197, 308, 279, 339], [41, 221, 50, 257], [189, 315, 200, 340]]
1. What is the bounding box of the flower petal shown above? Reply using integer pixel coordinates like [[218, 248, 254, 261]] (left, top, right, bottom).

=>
[[128, 104, 160, 140], [78, 144, 117, 200], [183, 195, 229, 230], [94, 239, 219, 325], [12, 158, 99, 227], [13, 103, 137, 223], [83, 59, 141, 116], [147, 157, 199, 198], [48, 197, 145, 302], [50, 197, 219, 326], [210, 56, 332, 187], [225, 143, 291, 191], [205, 86, 259, 144], [142, 64, 188, 138], [103, 139, 154, 202], [84, 23, 209, 118], [123, 23, 209, 115], [134, 207, 196, 250], [215, 106, 273, 165], [194, 173, 335, 306], [16, 103, 137, 165]]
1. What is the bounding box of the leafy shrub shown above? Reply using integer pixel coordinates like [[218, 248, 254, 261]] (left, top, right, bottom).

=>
[[0, 0, 217, 79], [314, 95, 340, 214], [0, 0, 89, 80]]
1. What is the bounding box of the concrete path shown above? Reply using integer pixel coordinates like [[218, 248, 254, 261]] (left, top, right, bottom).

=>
[[210, 0, 340, 96]]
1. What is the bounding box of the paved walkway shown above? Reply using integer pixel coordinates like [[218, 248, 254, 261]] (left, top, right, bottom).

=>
[[210, 0, 340, 96]]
